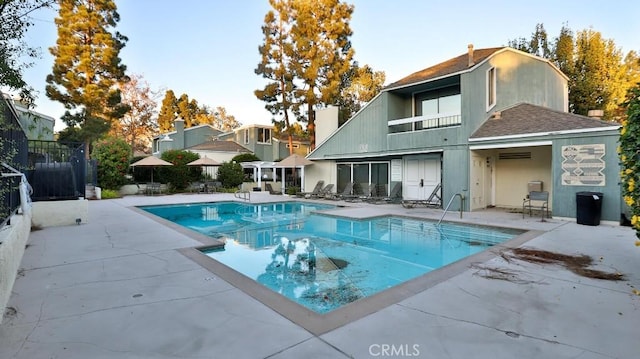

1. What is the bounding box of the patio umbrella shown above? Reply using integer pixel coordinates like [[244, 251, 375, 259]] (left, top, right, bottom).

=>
[[276, 153, 314, 192], [276, 153, 313, 168], [130, 156, 173, 184], [186, 156, 220, 167]]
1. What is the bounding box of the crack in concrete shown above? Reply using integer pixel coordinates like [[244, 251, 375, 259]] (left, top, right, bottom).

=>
[[13, 293, 47, 359], [397, 303, 614, 358]]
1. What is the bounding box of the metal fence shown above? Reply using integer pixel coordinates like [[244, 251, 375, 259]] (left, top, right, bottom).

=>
[[0, 97, 28, 228], [27, 140, 86, 201]]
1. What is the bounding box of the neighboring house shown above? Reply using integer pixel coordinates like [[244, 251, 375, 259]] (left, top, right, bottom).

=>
[[153, 121, 310, 163], [152, 119, 225, 156], [307, 45, 621, 222], [2, 95, 55, 141], [216, 124, 310, 162]]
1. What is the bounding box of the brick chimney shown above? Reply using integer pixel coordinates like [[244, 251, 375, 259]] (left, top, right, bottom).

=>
[[468, 44, 474, 67]]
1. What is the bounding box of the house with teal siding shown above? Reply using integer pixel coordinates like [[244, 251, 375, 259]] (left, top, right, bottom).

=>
[[216, 124, 310, 162], [2, 95, 55, 141], [152, 119, 224, 155], [307, 45, 621, 222]]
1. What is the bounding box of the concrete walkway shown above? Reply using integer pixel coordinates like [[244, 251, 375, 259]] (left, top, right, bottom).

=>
[[1, 193, 638, 358]]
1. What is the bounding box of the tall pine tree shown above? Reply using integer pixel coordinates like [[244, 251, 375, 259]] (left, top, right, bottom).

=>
[[45, 0, 129, 155], [256, 0, 356, 150], [255, 0, 299, 154], [289, 0, 354, 150], [157, 90, 179, 132]]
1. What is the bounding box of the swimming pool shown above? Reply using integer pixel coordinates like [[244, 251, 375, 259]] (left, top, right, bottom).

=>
[[140, 201, 522, 314]]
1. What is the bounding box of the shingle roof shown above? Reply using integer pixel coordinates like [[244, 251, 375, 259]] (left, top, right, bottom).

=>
[[385, 47, 505, 89], [187, 140, 251, 153], [470, 103, 618, 139]]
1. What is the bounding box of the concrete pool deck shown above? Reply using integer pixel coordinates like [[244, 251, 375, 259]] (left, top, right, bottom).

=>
[[1, 192, 639, 358]]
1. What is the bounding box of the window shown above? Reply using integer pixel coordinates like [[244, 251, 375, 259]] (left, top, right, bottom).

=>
[[389, 87, 461, 133], [243, 129, 249, 144], [416, 94, 461, 130], [336, 162, 390, 194], [257, 128, 271, 144], [487, 67, 496, 110]]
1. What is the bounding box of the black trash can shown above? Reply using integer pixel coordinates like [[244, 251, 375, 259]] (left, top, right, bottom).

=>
[[576, 192, 603, 226]]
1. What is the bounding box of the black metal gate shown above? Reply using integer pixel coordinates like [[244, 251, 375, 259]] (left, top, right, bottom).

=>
[[27, 140, 86, 201]]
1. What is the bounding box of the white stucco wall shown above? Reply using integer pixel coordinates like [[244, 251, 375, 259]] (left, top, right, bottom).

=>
[[303, 161, 336, 194], [32, 199, 89, 227], [494, 146, 553, 208], [315, 107, 340, 146], [0, 212, 31, 322]]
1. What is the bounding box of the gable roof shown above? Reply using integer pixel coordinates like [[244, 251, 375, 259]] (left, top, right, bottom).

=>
[[470, 103, 619, 140], [187, 140, 251, 153], [385, 47, 505, 90], [153, 124, 221, 139]]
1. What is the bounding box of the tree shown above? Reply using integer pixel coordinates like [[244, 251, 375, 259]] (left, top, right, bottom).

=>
[[255, 0, 299, 154], [618, 84, 640, 245], [552, 24, 574, 79], [216, 161, 244, 189], [176, 93, 199, 127], [45, 0, 129, 157], [571, 29, 628, 120], [158, 149, 200, 191], [209, 106, 241, 131], [0, 0, 54, 103], [336, 62, 385, 125], [110, 74, 159, 154], [289, 0, 355, 150], [91, 137, 131, 189], [157, 89, 178, 132], [508, 23, 552, 59], [509, 24, 639, 122], [256, 0, 356, 150]]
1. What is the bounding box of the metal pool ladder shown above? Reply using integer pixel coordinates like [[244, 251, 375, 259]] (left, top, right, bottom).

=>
[[437, 193, 465, 225], [234, 190, 251, 201]]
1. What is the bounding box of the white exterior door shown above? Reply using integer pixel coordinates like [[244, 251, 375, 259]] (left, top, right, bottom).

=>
[[471, 154, 493, 210], [404, 158, 440, 200]]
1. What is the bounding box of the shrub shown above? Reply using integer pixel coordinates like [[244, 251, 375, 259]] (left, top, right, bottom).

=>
[[216, 161, 244, 189], [619, 84, 640, 245], [158, 150, 200, 191], [100, 188, 121, 199], [232, 153, 260, 163], [92, 138, 132, 190]]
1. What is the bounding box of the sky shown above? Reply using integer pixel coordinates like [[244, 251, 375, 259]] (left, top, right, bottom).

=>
[[14, 0, 640, 132]]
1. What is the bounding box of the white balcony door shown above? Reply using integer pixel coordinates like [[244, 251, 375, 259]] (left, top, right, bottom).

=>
[[404, 158, 440, 200]]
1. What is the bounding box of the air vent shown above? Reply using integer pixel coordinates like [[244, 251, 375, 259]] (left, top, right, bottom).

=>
[[499, 152, 531, 160]]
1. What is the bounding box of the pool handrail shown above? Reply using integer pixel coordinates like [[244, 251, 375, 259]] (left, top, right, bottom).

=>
[[437, 193, 465, 225]]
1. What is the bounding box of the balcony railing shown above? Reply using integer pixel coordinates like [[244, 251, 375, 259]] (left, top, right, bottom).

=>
[[388, 112, 461, 134]]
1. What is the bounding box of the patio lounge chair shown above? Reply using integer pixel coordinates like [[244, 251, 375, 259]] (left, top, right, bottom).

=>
[[401, 183, 442, 208], [344, 183, 376, 202], [295, 180, 325, 198], [309, 183, 334, 199], [265, 183, 283, 195], [367, 182, 403, 204], [325, 181, 355, 201]]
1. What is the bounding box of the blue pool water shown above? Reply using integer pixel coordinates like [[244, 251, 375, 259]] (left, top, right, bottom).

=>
[[140, 201, 522, 313]]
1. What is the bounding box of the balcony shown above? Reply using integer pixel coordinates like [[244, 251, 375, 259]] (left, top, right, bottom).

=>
[[388, 112, 462, 134]]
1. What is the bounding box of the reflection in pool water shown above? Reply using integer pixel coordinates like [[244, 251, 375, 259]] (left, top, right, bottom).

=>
[[140, 201, 521, 313]]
